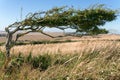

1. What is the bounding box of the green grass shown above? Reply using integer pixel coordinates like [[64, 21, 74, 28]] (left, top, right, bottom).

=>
[[0, 42, 5, 46], [0, 51, 5, 67]]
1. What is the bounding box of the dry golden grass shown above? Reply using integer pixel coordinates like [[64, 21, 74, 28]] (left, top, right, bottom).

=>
[[0, 34, 120, 79], [0, 33, 120, 55], [0, 34, 120, 56], [0, 41, 120, 57], [11, 41, 120, 55]]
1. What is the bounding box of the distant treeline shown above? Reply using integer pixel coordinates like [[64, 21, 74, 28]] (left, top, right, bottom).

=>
[[0, 34, 6, 37]]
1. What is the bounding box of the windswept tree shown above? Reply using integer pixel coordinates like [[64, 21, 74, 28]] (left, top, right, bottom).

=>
[[72, 4, 117, 35], [4, 5, 117, 68]]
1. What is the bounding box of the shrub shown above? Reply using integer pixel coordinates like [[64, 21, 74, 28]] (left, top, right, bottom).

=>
[[26, 52, 32, 63], [39, 54, 51, 70], [32, 56, 40, 69], [5, 53, 24, 75], [0, 51, 5, 67], [31, 54, 52, 71]]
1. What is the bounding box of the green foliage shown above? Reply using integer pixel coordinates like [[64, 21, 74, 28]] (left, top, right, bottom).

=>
[[106, 74, 120, 80], [73, 5, 117, 34], [5, 53, 24, 75], [99, 29, 109, 34], [89, 28, 109, 35], [54, 55, 69, 65], [0, 42, 5, 46], [31, 54, 52, 71], [0, 51, 5, 67], [26, 52, 32, 63], [39, 54, 52, 70], [31, 56, 40, 69], [20, 4, 117, 35], [82, 50, 100, 61]]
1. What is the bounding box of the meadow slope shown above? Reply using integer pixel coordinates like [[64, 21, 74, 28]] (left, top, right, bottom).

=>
[[0, 34, 120, 79]]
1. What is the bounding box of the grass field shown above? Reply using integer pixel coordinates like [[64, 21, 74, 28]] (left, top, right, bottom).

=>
[[0, 33, 120, 56], [0, 33, 120, 80]]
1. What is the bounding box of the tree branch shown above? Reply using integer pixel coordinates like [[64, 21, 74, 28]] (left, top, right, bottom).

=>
[[40, 31, 55, 38], [15, 31, 33, 42]]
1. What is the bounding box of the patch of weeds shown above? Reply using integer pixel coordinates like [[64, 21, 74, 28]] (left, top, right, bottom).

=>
[[53, 54, 79, 69], [26, 52, 32, 63], [0, 51, 5, 67], [106, 74, 120, 80], [31, 54, 52, 71], [51, 76, 69, 80], [82, 50, 100, 61], [39, 54, 52, 70], [99, 70, 111, 77], [0, 42, 5, 46], [16, 53, 24, 66], [54, 57, 67, 65], [31, 56, 40, 69], [54, 54, 72, 65], [5, 53, 24, 75]]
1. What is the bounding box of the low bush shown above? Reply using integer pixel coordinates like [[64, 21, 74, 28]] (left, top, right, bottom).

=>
[[31, 54, 52, 71]]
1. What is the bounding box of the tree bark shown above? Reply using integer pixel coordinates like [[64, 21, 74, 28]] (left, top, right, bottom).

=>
[[4, 32, 12, 69]]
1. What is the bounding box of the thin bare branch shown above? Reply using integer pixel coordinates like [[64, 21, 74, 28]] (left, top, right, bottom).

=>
[[15, 30, 33, 42], [39, 31, 55, 38]]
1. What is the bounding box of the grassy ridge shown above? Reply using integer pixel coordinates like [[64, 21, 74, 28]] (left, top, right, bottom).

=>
[[0, 42, 120, 80], [0, 40, 74, 46]]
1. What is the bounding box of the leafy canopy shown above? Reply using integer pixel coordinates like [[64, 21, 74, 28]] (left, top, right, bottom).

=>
[[18, 4, 117, 35], [5, 4, 117, 36]]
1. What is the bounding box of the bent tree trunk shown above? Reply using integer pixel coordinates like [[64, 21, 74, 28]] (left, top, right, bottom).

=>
[[4, 32, 12, 69]]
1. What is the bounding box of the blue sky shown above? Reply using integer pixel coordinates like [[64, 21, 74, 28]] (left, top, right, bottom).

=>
[[0, 0, 120, 33]]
